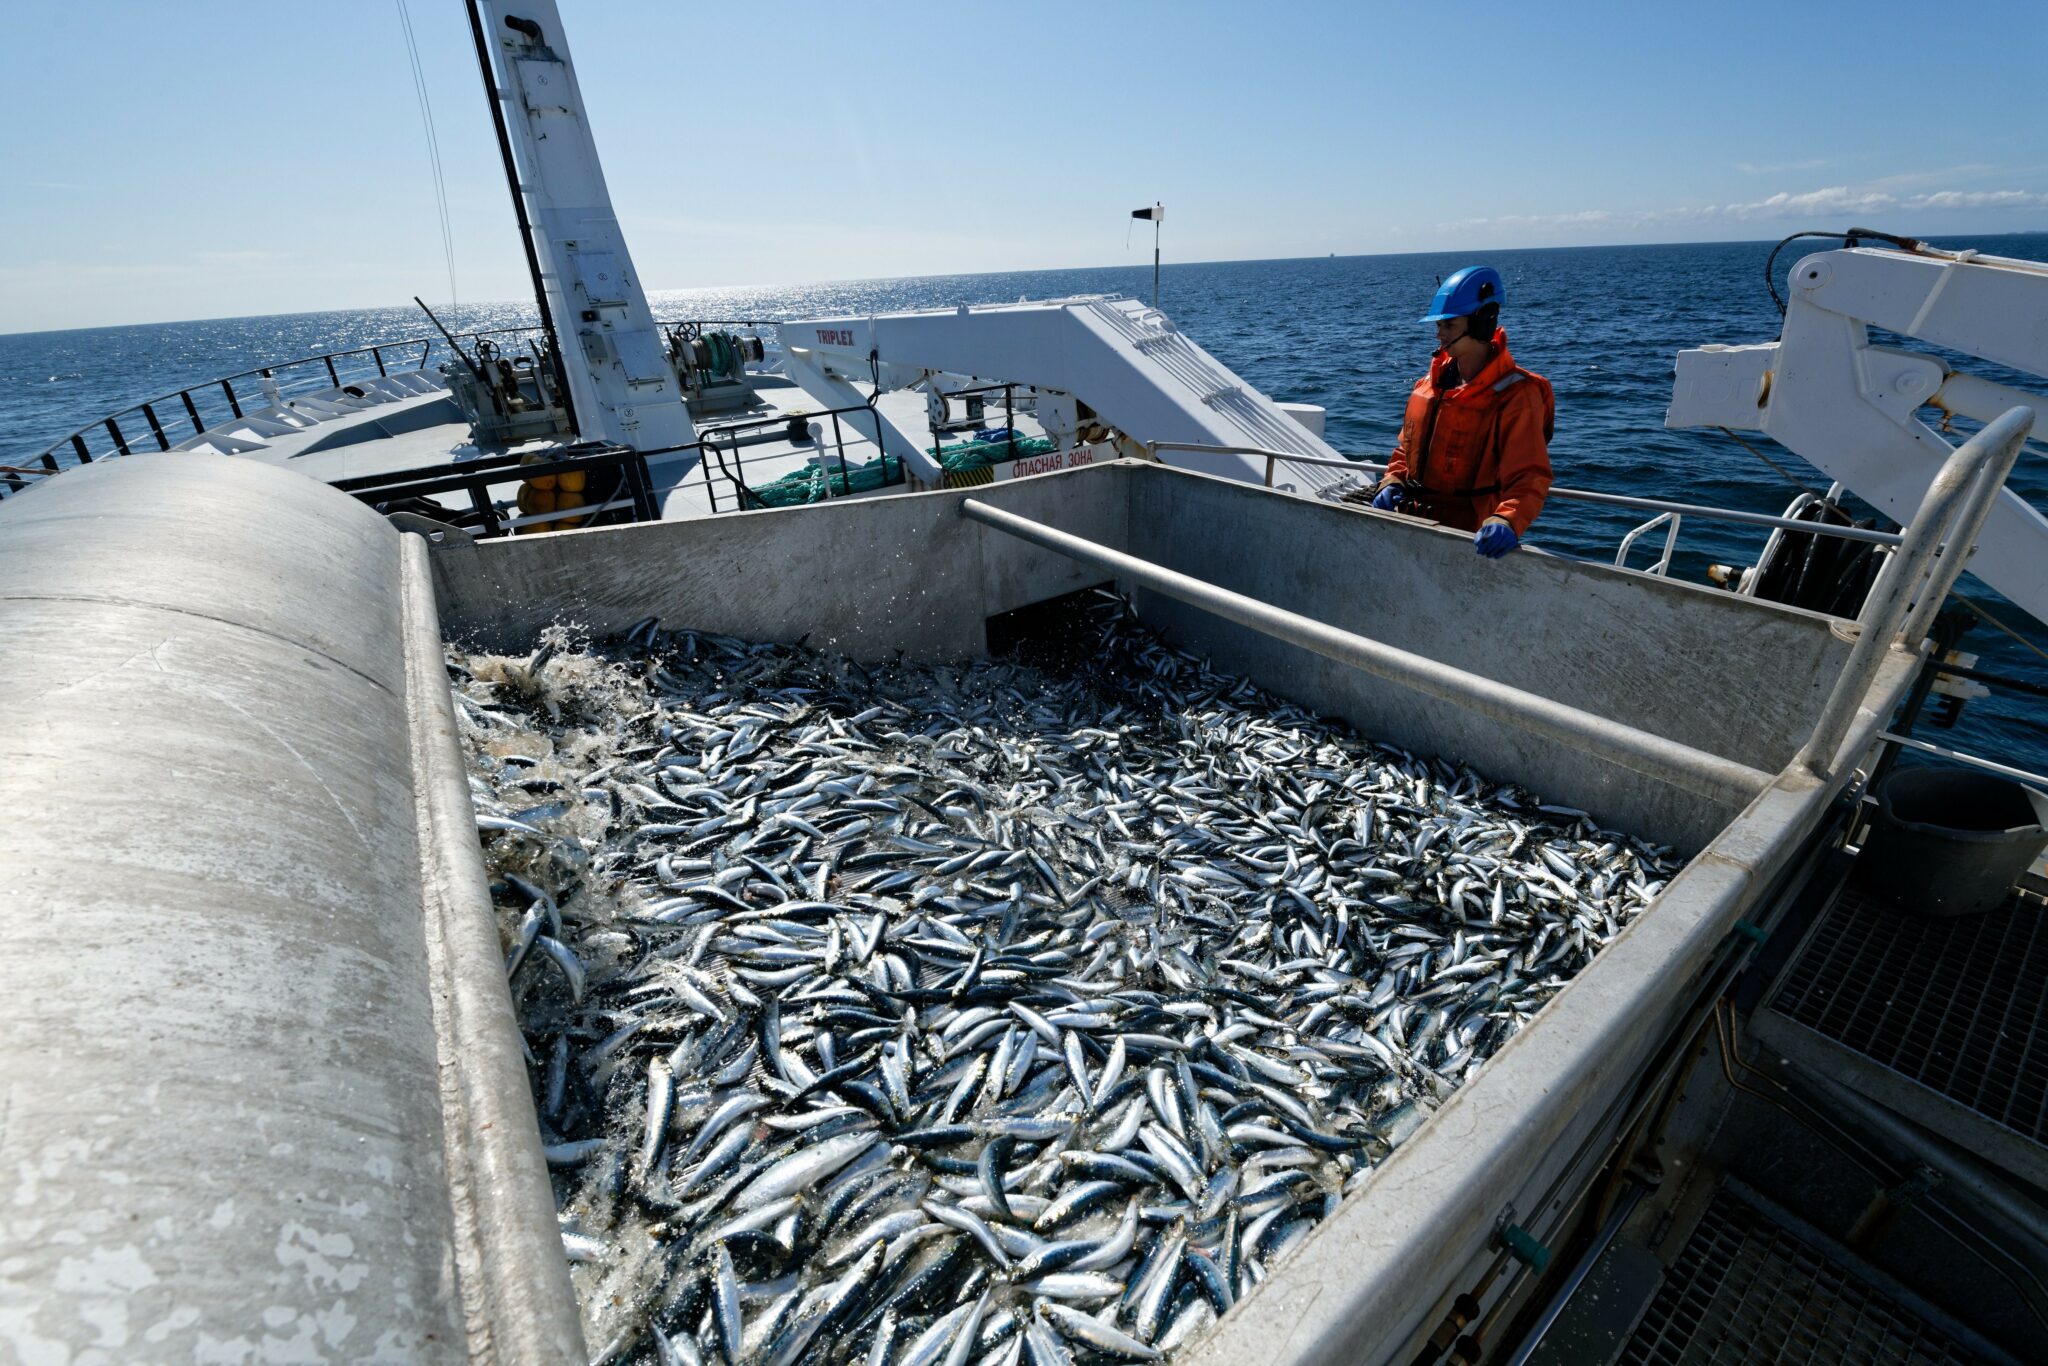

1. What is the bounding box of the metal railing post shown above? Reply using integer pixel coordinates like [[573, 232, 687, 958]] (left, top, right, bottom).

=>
[[141, 403, 171, 451], [1150, 442, 1907, 549], [1659, 513, 1681, 575], [1615, 512, 1673, 571], [1896, 406, 2036, 645], [1794, 406, 2034, 778]]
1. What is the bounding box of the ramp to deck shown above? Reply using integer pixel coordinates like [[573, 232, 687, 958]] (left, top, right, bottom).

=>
[[1753, 882, 2048, 1192], [779, 296, 1366, 497]]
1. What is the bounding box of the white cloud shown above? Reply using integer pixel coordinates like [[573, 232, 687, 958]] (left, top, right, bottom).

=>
[[1721, 186, 1895, 217], [1863, 165, 2003, 191]]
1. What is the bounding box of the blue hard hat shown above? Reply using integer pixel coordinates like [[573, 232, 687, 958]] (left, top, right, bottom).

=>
[[1421, 266, 1506, 323]]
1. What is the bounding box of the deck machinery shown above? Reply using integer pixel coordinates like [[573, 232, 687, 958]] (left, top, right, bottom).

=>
[[4, 3, 2048, 1363]]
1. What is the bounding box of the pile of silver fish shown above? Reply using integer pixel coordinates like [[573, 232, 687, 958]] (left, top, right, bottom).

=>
[[450, 592, 1677, 1365]]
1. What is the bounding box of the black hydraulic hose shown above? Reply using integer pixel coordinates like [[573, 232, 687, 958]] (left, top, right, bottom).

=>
[[464, 1, 578, 437], [1764, 231, 1854, 315], [1764, 226, 1929, 314]]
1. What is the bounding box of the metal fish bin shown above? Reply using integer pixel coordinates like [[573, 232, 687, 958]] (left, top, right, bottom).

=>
[[0, 453, 1914, 1363]]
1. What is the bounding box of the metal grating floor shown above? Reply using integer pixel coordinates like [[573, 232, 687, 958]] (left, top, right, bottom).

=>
[[1618, 1186, 1984, 1365], [1766, 886, 2048, 1145]]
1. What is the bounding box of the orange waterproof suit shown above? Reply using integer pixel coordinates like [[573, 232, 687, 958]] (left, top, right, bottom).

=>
[[1385, 329, 1554, 535]]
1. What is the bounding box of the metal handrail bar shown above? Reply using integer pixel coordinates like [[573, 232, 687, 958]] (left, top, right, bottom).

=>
[[960, 497, 1773, 805], [1899, 408, 2041, 642], [643, 398, 903, 509], [1616, 511, 1682, 575], [496, 496, 639, 533], [1793, 405, 2035, 777], [19, 314, 773, 480], [329, 443, 658, 538], [929, 381, 1023, 463], [328, 444, 546, 488], [1147, 441, 1904, 548], [1878, 732, 2048, 791]]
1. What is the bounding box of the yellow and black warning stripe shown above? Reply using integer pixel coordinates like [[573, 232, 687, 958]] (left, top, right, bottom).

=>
[[940, 465, 996, 489]]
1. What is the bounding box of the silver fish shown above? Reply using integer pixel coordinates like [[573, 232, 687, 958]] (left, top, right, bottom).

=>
[[451, 596, 1678, 1364]]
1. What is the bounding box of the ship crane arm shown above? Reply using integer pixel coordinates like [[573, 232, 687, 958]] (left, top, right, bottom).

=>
[[1666, 244, 2048, 624]]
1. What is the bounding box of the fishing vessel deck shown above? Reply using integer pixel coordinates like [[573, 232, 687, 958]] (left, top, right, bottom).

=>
[[6, 3, 2048, 1361], [0, 439, 1957, 1362], [4, 231, 2043, 1366], [83, 352, 1073, 531]]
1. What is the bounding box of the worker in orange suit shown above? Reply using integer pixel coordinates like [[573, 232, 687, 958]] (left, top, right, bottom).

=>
[[1371, 266, 1554, 558]]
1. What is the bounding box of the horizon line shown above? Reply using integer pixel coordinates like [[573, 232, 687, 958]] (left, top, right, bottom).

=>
[[5, 228, 2045, 340]]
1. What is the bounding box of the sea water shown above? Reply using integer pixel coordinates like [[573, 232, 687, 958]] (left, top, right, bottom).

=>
[[4, 235, 2044, 774]]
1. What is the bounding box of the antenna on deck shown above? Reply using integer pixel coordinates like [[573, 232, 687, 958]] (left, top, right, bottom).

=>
[[1131, 202, 1164, 310]]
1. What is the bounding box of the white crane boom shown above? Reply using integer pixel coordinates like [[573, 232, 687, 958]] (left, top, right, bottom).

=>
[[476, 1, 695, 454], [1667, 245, 2048, 624]]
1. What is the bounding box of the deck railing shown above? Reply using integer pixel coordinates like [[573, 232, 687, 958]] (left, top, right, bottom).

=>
[[656, 401, 906, 515], [2, 316, 781, 500], [6, 323, 532, 495], [330, 442, 661, 537]]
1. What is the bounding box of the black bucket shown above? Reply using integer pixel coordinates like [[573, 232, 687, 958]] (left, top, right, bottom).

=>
[[1855, 767, 2048, 917]]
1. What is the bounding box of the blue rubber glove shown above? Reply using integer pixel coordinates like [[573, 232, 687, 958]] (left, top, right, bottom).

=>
[[1370, 484, 1404, 511], [1474, 518, 1519, 559]]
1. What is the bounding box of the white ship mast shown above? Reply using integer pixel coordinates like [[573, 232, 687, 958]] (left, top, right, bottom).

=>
[[473, 0, 695, 454]]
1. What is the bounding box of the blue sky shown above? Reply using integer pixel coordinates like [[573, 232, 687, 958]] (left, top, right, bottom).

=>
[[4, 0, 2044, 333]]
